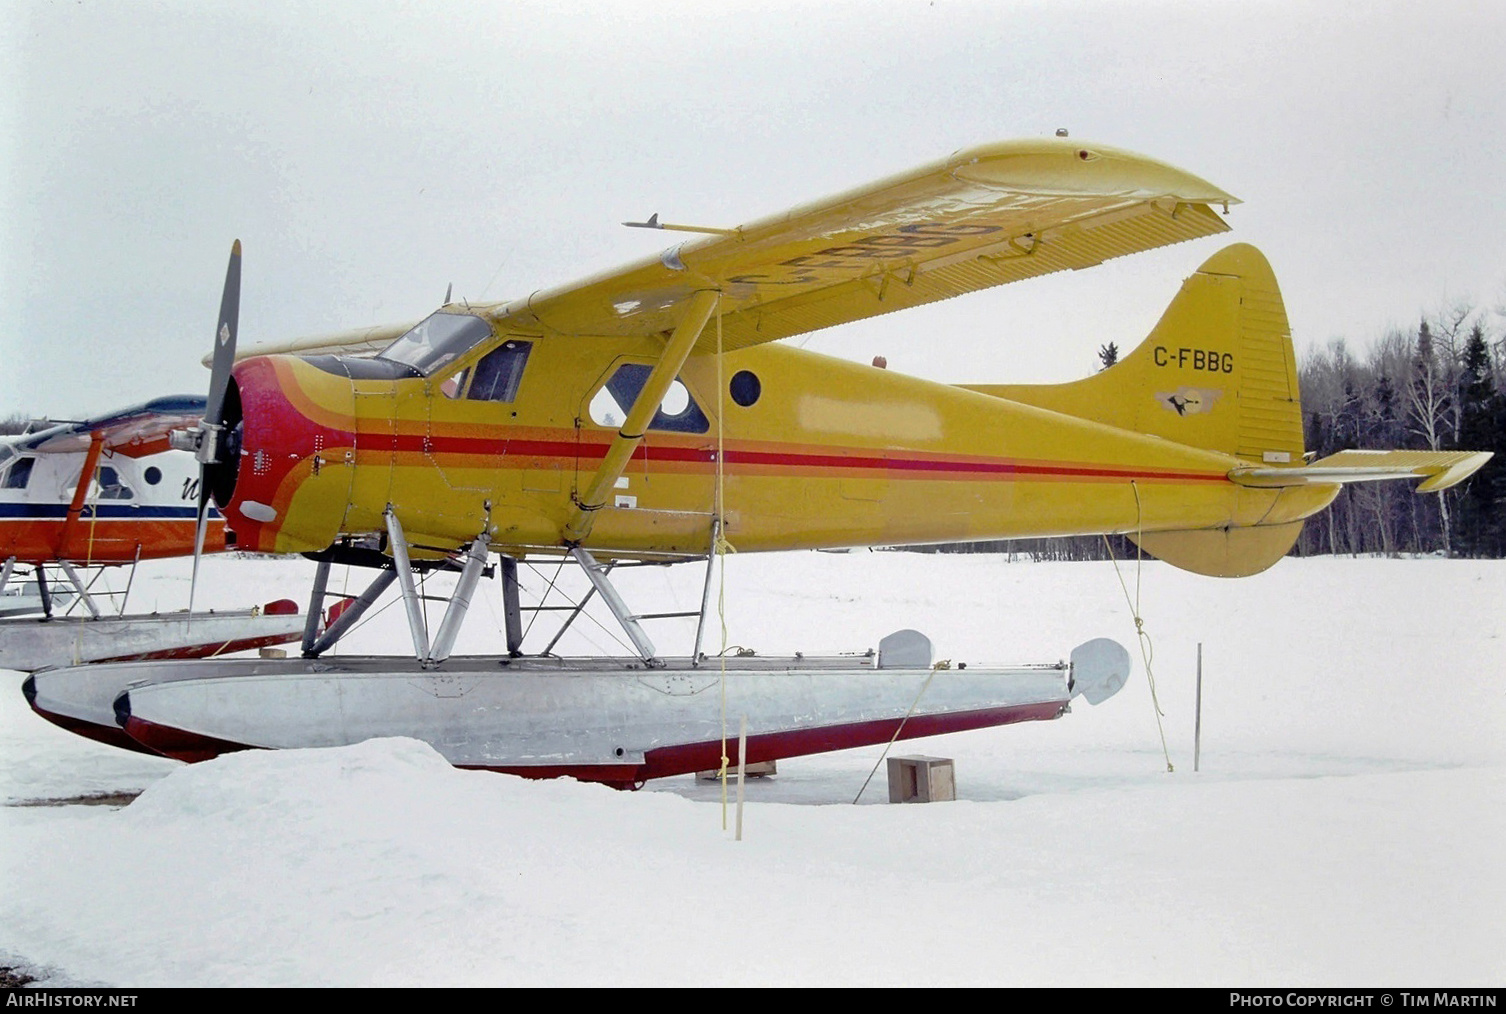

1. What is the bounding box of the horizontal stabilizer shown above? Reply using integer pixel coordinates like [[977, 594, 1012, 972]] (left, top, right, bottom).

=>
[[1230, 450, 1492, 493]]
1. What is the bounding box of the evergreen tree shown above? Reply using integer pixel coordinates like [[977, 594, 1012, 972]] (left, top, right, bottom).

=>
[[1454, 325, 1505, 557]]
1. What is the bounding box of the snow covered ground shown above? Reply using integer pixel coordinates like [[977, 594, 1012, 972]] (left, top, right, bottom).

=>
[[1, 551, 1502, 986]]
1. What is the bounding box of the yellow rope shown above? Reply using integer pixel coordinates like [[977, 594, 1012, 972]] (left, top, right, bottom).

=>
[[714, 292, 730, 828], [1102, 480, 1173, 772]]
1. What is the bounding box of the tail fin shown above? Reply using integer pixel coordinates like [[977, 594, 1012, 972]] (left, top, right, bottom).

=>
[[963, 242, 1304, 465], [965, 243, 1309, 577], [961, 243, 1492, 578]]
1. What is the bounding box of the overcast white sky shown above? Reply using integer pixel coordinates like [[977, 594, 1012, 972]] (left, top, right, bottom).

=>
[[3, 0, 1503, 418]]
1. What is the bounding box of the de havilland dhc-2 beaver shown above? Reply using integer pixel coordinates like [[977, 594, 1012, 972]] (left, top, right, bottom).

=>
[[19, 137, 1491, 786]]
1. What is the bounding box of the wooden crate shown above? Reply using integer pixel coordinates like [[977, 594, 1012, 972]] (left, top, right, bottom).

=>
[[887, 755, 955, 803]]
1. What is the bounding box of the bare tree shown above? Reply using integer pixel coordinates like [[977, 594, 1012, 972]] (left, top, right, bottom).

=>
[[1403, 320, 1455, 552]]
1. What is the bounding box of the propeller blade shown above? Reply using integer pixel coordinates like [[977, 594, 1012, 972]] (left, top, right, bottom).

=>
[[204, 240, 241, 429], [189, 240, 242, 623]]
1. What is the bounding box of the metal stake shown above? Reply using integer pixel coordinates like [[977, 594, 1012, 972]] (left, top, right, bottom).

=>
[[735, 714, 747, 841], [1194, 642, 1203, 773]]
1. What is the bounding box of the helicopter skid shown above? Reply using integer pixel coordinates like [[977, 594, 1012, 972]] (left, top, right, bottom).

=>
[[27, 639, 1129, 786]]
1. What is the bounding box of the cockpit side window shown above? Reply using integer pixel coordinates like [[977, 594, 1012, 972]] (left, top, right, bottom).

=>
[[377, 312, 494, 377], [96, 465, 133, 500], [588, 364, 709, 434], [466, 340, 533, 403], [2, 456, 35, 490]]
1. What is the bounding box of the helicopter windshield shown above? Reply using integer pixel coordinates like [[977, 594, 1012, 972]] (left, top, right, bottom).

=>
[[377, 313, 493, 376]]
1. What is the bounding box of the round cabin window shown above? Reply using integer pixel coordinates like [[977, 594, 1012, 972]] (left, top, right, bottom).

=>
[[729, 370, 761, 407]]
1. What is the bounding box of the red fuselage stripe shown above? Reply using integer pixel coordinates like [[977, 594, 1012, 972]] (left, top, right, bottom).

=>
[[346, 432, 1228, 484]]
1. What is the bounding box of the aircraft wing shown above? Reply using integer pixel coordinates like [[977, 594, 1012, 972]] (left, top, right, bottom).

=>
[[218, 320, 419, 364], [1230, 450, 1494, 493], [11, 396, 207, 458], [496, 137, 1238, 351]]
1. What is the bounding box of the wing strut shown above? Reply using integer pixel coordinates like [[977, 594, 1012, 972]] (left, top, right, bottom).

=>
[[562, 288, 719, 545], [57, 432, 106, 560]]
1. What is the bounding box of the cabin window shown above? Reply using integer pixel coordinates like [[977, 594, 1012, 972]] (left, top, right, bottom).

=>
[[440, 368, 469, 399], [377, 312, 494, 377], [2, 456, 34, 490], [466, 340, 533, 403], [729, 370, 761, 407], [96, 466, 133, 500], [588, 364, 709, 434], [143, 466, 163, 485]]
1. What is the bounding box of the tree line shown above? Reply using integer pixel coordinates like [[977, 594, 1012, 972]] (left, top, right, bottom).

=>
[[1294, 305, 1505, 558]]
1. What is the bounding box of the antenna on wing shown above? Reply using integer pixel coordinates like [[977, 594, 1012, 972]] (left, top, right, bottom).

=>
[[622, 212, 738, 237]]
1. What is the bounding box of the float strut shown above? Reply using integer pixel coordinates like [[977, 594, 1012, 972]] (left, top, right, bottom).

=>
[[302, 558, 332, 654], [570, 546, 656, 663], [384, 508, 429, 662], [56, 561, 101, 620], [428, 533, 491, 665], [36, 567, 52, 619], [304, 568, 398, 657], [500, 555, 524, 655], [691, 518, 719, 666]]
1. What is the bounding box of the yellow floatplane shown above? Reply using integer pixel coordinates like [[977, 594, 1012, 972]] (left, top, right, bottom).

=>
[[26, 138, 1489, 785]]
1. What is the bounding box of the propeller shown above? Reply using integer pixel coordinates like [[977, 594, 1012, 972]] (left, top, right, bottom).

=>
[[176, 240, 242, 619]]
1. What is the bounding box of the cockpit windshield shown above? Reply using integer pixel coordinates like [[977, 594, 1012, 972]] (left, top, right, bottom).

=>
[[377, 312, 493, 377]]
